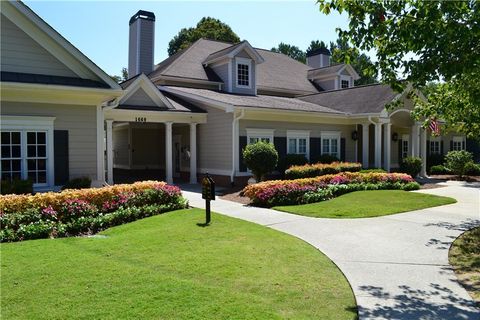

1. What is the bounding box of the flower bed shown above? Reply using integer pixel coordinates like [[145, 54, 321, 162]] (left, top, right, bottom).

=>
[[243, 172, 419, 207], [0, 181, 187, 242], [285, 161, 362, 179]]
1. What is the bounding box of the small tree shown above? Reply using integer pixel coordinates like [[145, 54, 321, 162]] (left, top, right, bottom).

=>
[[444, 151, 473, 177], [243, 142, 278, 182]]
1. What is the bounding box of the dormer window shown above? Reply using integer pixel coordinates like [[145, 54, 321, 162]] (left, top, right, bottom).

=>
[[340, 75, 352, 89], [236, 58, 251, 88], [341, 80, 350, 89]]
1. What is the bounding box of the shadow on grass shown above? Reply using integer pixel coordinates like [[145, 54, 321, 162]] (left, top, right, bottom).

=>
[[358, 283, 479, 319]]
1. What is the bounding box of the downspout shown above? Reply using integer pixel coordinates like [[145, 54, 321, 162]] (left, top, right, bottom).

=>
[[231, 109, 245, 184]]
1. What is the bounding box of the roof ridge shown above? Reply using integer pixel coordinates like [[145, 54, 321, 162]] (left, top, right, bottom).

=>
[[298, 83, 385, 97], [307, 63, 345, 72]]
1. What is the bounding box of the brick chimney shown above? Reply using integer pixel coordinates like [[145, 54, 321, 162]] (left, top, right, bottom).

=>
[[128, 10, 155, 77], [306, 47, 331, 68]]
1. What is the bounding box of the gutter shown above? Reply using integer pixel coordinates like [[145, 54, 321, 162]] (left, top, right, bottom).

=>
[[231, 109, 245, 184]]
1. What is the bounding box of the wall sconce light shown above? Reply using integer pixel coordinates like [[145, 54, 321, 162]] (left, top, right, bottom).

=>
[[351, 130, 358, 141], [392, 132, 398, 142]]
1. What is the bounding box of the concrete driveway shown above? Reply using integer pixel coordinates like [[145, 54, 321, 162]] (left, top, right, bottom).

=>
[[181, 182, 480, 319]]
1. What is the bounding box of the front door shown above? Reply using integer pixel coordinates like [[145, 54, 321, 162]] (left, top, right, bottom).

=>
[[173, 135, 181, 178]]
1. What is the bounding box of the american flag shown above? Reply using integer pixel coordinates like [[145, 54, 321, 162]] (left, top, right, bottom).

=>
[[429, 118, 440, 136]]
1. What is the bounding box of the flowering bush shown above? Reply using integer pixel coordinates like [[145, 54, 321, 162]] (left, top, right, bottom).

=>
[[285, 162, 362, 179], [242, 172, 419, 207], [0, 181, 187, 242]]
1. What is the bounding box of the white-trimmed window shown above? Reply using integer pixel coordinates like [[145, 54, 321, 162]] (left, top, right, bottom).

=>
[[452, 136, 465, 151], [246, 128, 274, 145], [340, 75, 351, 89], [402, 134, 409, 158], [429, 137, 441, 155], [288, 130, 310, 159], [321, 131, 340, 158], [235, 57, 251, 88], [0, 116, 55, 187]]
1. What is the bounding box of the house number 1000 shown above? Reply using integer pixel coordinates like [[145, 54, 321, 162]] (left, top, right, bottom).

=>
[[135, 117, 146, 123]]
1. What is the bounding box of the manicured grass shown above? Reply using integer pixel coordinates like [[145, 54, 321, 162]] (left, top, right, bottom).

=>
[[1, 208, 356, 319], [274, 190, 456, 218], [449, 227, 480, 303]]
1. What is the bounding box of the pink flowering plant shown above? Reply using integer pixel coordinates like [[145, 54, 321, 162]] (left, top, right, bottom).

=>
[[0, 181, 187, 242], [243, 172, 419, 207]]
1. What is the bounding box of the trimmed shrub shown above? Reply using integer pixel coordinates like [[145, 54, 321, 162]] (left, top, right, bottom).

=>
[[400, 156, 422, 178], [243, 142, 278, 181], [310, 154, 340, 164], [360, 168, 387, 173], [0, 179, 33, 195], [285, 162, 362, 179], [0, 181, 188, 242], [61, 177, 91, 190], [465, 162, 480, 176], [243, 172, 418, 207], [429, 165, 451, 175], [444, 151, 474, 177]]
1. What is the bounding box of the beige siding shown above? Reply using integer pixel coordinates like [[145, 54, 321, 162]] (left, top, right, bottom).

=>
[[0, 15, 77, 77], [1, 102, 97, 180], [239, 119, 357, 162], [124, 88, 158, 107], [198, 105, 233, 171]]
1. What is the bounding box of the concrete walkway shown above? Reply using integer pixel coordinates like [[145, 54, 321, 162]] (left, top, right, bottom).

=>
[[181, 182, 480, 320]]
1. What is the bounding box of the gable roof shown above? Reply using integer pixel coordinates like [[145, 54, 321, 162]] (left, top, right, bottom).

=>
[[1, 1, 119, 90], [298, 84, 398, 115], [119, 73, 174, 109], [161, 86, 344, 115], [307, 63, 360, 81], [203, 40, 265, 65], [149, 38, 319, 94]]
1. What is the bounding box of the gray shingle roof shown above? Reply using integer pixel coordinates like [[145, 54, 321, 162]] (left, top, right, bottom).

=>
[[298, 84, 398, 114], [150, 39, 319, 94], [307, 64, 345, 79], [202, 41, 245, 63], [161, 86, 344, 114]]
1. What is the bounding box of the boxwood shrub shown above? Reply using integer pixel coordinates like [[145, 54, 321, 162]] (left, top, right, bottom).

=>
[[285, 162, 362, 179]]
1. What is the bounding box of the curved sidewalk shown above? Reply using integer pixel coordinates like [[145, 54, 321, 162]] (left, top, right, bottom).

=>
[[182, 182, 480, 319]]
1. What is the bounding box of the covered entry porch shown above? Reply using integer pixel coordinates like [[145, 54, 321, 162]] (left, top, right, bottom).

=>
[[104, 108, 206, 185]]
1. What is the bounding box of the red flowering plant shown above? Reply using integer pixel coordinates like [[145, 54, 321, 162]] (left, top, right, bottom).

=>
[[59, 199, 99, 222]]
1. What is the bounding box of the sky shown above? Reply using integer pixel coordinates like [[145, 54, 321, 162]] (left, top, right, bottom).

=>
[[24, 0, 353, 77]]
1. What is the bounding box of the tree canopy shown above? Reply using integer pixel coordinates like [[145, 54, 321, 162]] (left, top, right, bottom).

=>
[[318, 0, 480, 138], [168, 17, 240, 56], [271, 43, 306, 63]]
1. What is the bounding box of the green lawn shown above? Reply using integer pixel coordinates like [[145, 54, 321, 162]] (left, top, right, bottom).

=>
[[449, 227, 480, 303], [1, 208, 356, 320], [274, 190, 456, 218]]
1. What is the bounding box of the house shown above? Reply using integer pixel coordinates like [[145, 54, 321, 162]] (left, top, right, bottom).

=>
[[1, 3, 477, 190]]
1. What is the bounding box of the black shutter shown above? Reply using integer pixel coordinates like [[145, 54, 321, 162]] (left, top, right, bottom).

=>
[[398, 139, 403, 163], [462, 140, 466, 150], [274, 137, 287, 170], [466, 138, 480, 162], [441, 140, 444, 155], [426, 140, 430, 156], [239, 136, 247, 172], [340, 138, 346, 161], [54, 130, 69, 185], [310, 137, 321, 161], [450, 140, 453, 151]]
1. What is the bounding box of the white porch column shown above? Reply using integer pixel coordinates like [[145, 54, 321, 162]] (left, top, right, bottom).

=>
[[411, 123, 420, 157], [362, 123, 369, 168], [374, 123, 382, 168], [383, 122, 392, 172], [95, 105, 105, 185], [106, 120, 114, 185], [189, 122, 197, 184], [421, 127, 427, 176], [165, 122, 173, 184]]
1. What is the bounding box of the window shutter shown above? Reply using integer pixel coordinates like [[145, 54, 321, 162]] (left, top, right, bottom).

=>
[[450, 140, 453, 151], [441, 140, 444, 155], [462, 140, 466, 150], [274, 137, 287, 171], [54, 130, 69, 185], [340, 138, 346, 161], [466, 138, 480, 162], [239, 136, 247, 172], [309, 137, 321, 161], [398, 139, 403, 163], [426, 140, 430, 155]]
